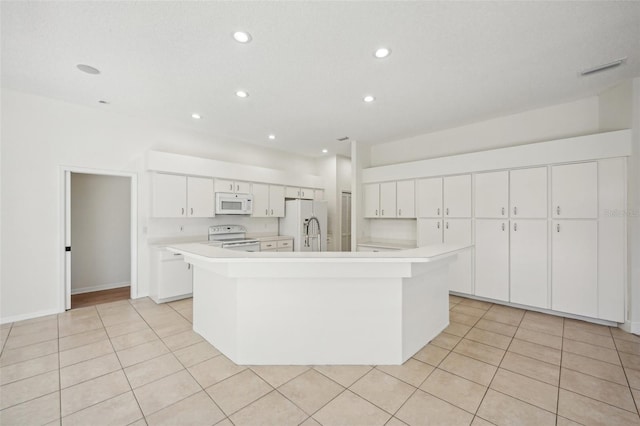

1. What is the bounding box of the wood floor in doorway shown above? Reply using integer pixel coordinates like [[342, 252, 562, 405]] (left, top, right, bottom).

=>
[[71, 286, 130, 309]]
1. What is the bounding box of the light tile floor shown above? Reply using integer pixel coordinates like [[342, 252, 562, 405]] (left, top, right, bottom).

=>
[[1, 295, 640, 425]]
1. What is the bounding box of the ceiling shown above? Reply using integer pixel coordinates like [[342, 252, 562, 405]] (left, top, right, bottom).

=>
[[2, 2, 639, 158]]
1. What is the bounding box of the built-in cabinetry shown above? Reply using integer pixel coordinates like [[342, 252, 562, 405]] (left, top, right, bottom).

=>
[[364, 180, 415, 218], [260, 238, 294, 252], [150, 248, 193, 303], [214, 179, 251, 194], [251, 184, 285, 218], [152, 174, 214, 218], [285, 187, 314, 200]]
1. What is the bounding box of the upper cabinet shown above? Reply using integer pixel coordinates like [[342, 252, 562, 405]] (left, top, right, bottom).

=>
[[510, 167, 548, 218], [396, 180, 415, 218], [152, 173, 214, 218], [285, 186, 314, 200], [364, 183, 380, 218], [214, 179, 251, 194], [379, 182, 397, 218], [417, 177, 443, 218], [252, 184, 285, 218], [443, 175, 471, 218], [551, 162, 597, 219], [474, 171, 509, 218]]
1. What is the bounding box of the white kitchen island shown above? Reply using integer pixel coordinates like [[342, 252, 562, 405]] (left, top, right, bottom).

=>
[[167, 243, 470, 365]]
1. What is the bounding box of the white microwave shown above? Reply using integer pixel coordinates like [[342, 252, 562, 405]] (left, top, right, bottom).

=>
[[215, 192, 253, 215]]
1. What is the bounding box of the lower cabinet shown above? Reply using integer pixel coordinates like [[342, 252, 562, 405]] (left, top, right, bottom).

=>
[[150, 249, 193, 303], [552, 220, 598, 318], [474, 220, 509, 302], [443, 219, 473, 295], [510, 220, 548, 309], [261, 238, 294, 252]]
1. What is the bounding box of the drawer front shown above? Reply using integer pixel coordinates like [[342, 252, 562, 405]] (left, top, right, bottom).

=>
[[260, 241, 277, 250], [277, 239, 293, 249], [277, 247, 294, 252]]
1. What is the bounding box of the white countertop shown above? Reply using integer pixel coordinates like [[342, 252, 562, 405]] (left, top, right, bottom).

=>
[[357, 239, 417, 250], [252, 235, 294, 242], [167, 242, 471, 263]]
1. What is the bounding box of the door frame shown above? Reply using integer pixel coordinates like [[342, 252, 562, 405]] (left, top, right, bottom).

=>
[[59, 166, 138, 311]]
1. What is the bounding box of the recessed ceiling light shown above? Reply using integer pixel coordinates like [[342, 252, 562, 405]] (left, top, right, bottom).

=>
[[192, 113, 201, 119], [363, 95, 375, 103], [236, 90, 249, 98], [374, 48, 391, 59], [322, 149, 328, 154], [268, 134, 276, 140], [233, 31, 252, 43], [76, 64, 100, 75]]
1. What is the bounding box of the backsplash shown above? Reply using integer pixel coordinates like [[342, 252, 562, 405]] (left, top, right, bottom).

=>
[[369, 219, 417, 243], [146, 216, 279, 240]]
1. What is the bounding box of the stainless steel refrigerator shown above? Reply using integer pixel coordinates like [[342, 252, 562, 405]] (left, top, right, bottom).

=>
[[279, 200, 328, 252]]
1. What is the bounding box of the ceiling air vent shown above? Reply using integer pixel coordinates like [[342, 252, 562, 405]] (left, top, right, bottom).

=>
[[337, 136, 350, 142]]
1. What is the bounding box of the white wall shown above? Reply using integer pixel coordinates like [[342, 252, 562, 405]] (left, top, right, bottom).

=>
[[370, 97, 600, 166], [0, 89, 319, 322], [627, 79, 640, 332], [71, 173, 131, 294]]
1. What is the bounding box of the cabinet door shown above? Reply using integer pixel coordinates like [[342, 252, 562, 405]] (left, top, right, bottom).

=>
[[552, 220, 597, 318], [285, 187, 300, 199], [396, 180, 415, 218], [251, 183, 270, 218], [444, 175, 471, 218], [475, 220, 509, 301], [417, 219, 443, 246], [443, 219, 472, 245], [187, 177, 214, 217], [552, 162, 597, 219], [443, 219, 473, 295], [510, 167, 547, 218], [364, 184, 380, 218], [300, 188, 314, 200], [235, 181, 251, 193], [214, 179, 235, 193], [152, 173, 186, 217], [474, 171, 509, 218], [269, 185, 285, 217], [159, 260, 192, 299], [314, 189, 324, 201], [510, 220, 548, 309], [417, 177, 443, 218], [379, 182, 397, 218]]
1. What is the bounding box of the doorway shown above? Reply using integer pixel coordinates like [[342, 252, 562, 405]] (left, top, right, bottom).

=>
[[61, 168, 137, 310], [341, 192, 352, 251]]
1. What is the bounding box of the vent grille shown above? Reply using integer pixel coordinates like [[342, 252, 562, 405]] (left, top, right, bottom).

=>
[[337, 136, 350, 141]]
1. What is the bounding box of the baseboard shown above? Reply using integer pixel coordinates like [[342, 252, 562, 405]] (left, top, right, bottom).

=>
[[71, 282, 130, 295], [621, 320, 640, 334], [1, 307, 62, 325]]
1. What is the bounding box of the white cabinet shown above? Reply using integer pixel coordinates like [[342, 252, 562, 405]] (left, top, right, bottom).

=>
[[396, 180, 415, 218], [379, 182, 397, 218], [152, 174, 214, 218], [215, 179, 251, 194], [187, 176, 215, 217], [510, 220, 548, 309], [252, 184, 285, 218], [552, 220, 598, 318], [150, 249, 193, 303], [152, 174, 187, 218], [261, 238, 294, 252], [285, 187, 314, 200], [552, 162, 597, 219], [474, 171, 509, 218], [417, 219, 443, 246], [417, 177, 443, 218], [443, 175, 471, 218], [314, 189, 324, 201], [443, 219, 473, 295], [510, 167, 547, 218], [474, 220, 509, 301], [364, 184, 380, 218]]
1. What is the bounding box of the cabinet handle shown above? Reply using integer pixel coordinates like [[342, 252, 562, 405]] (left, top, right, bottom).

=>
[[513, 206, 517, 215], [557, 224, 560, 232], [446, 208, 449, 216], [437, 222, 440, 229], [446, 222, 449, 229], [437, 207, 440, 215], [190, 208, 193, 215], [502, 223, 505, 231], [181, 207, 184, 216], [398, 209, 402, 216], [381, 209, 384, 216], [236, 184, 239, 192], [271, 209, 273, 215], [501, 207, 505, 216], [229, 183, 233, 191], [556, 206, 561, 215], [514, 223, 517, 231], [187, 264, 191, 270], [375, 209, 378, 216], [265, 209, 268, 215]]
